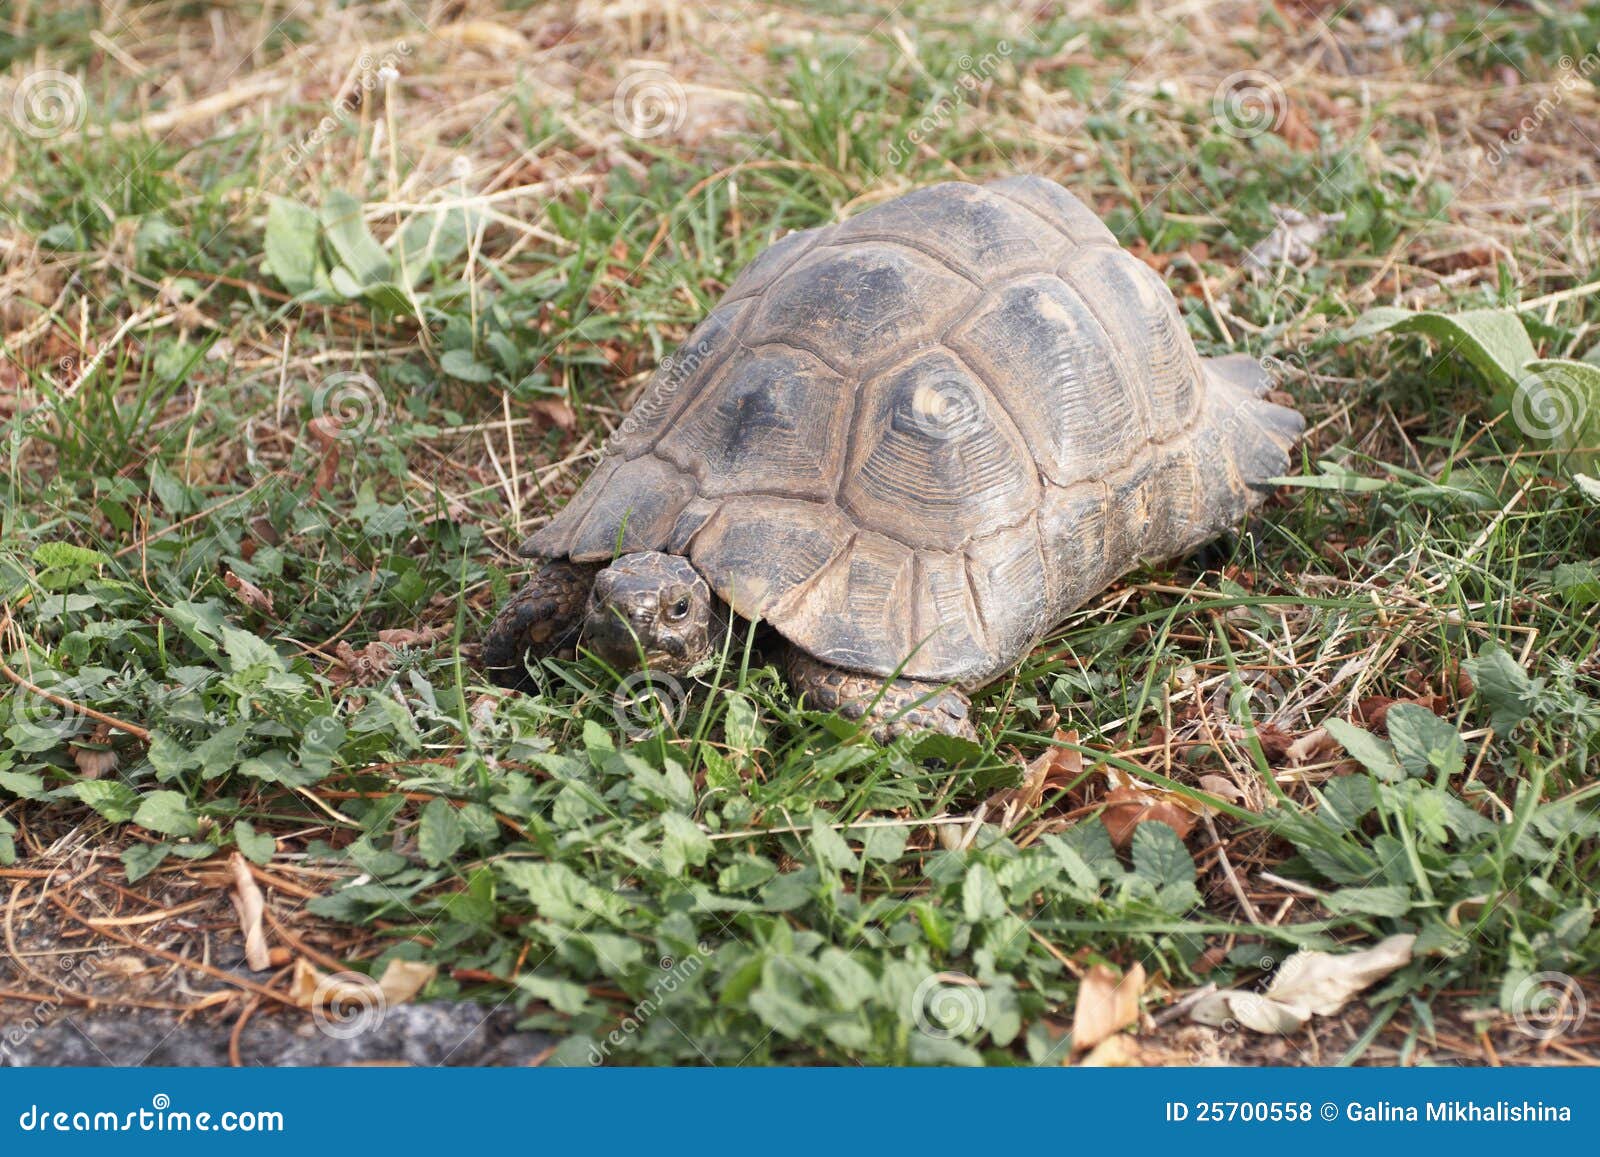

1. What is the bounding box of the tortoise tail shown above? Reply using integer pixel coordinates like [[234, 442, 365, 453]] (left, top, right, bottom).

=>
[[1194, 353, 1305, 517]]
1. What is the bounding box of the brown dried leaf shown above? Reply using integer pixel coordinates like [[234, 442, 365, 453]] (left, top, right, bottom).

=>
[[530, 397, 577, 430], [986, 729, 1083, 817], [290, 958, 437, 1011], [228, 853, 272, 972], [1072, 961, 1145, 1053], [1100, 786, 1198, 849], [70, 723, 118, 779], [1285, 726, 1338, 766], [307, 415, 341, 497], [223, 570, 275, 615]]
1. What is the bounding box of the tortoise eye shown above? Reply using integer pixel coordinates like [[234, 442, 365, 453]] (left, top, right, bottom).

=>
[[667, 596, 691, 621]]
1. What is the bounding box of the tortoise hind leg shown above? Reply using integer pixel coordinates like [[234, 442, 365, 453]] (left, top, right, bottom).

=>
[[482, 560, 599, 687], [785, 648, 976, 743]]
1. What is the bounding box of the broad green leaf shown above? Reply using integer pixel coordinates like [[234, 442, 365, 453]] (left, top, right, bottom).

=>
[[262, 197, 322, 295], [1323, 718, 1403, 781], [73, 780, 140, 822], [418, 798, 465, 867], [440, 348, 495, 383], [962, 863, 1006, 921], [1463, 645, 1536, 735], [809, 814, 858, 872], [661, 811, 712, 875], [1131, 822, 1195, 888], [1515, 358, 1600, 468], [319, 190, 392, 287], [123, 842, 169, 883], [233, 820, 276, 865], [132, 790, 199, 837], [1385, 704, 1465, 780], [1344, 306, 1536, 394]]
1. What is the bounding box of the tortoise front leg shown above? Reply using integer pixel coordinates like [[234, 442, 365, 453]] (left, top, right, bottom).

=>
[[482, 559, 600, 687], [785, 648, 976, 743]]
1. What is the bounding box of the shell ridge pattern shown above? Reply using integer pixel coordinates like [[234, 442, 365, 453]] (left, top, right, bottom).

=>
[[1047, 260, 1157, 444], [818, 233, 988, 288], [612, 297, 756, 461]]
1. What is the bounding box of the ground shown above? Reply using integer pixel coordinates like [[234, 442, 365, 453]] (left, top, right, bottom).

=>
[[2, 1, 1599, 1067]]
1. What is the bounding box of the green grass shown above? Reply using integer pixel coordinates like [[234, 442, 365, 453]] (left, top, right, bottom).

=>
[[2, 0, 1599, 1065]]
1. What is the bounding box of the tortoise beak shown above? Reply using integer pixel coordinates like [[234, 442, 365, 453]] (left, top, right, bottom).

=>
[[582, 603, 687, 673]]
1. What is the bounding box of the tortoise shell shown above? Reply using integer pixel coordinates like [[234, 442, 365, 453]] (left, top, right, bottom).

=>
[[523, 176, 1300, 685]]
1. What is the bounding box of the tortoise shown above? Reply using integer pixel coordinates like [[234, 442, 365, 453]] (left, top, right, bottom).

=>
[[483, 176, 1302, 740]]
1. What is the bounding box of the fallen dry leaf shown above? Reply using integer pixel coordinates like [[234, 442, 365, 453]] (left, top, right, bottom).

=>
[[70, 723, 118, 779], [307, 416, 341, 497], [1072, 961, 1146, 1053], [1077, 1033, 1144, 1067], [1189, 934, 1415, 1034], [1100, 785, 1199, 848], [985, 729, 1083, 819], [1285, 726, 1338, 766], [290, 958, 438, 1011], [223, 570, 275, 615], [228, 853, 271, 972]]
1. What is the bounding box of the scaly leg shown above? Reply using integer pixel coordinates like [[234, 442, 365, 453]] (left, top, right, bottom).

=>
[[482, 559, 599, 687], [785, 647, 976, 743]]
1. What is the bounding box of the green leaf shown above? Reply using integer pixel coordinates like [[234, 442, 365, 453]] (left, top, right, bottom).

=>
[[1324, 884, 1414, 917], [1131, 822, 1195, 888], [859, 824, 909, 864], [962, 863, 1006, 921], [72, 780, 140, 822], [123, 842, 170, 883], [1385, 704, 1465, 780], [418, 798, 465, 867], [233, 820, 276, 865], [1323, 718, 1404, 781], [516, 972, 594, 1016], [1516, 359, 1600, 468], [1344, 306, 1536, 394], [1463, 645, 1536, 735], [133, 790, 199, 837], [723, 692, 766, 753], [319, 190, 392, 287], [31, 542, 109, 588], [661, 811, 712, 875], [809, 814, 858, 872], [219, 626, 287, 674], [263, 197, 322, 295], [0, 771, 47, 799], [440, 348, 495, 383]]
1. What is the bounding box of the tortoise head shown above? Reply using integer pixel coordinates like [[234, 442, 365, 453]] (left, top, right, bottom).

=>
[[582, 552, 716, 674]]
